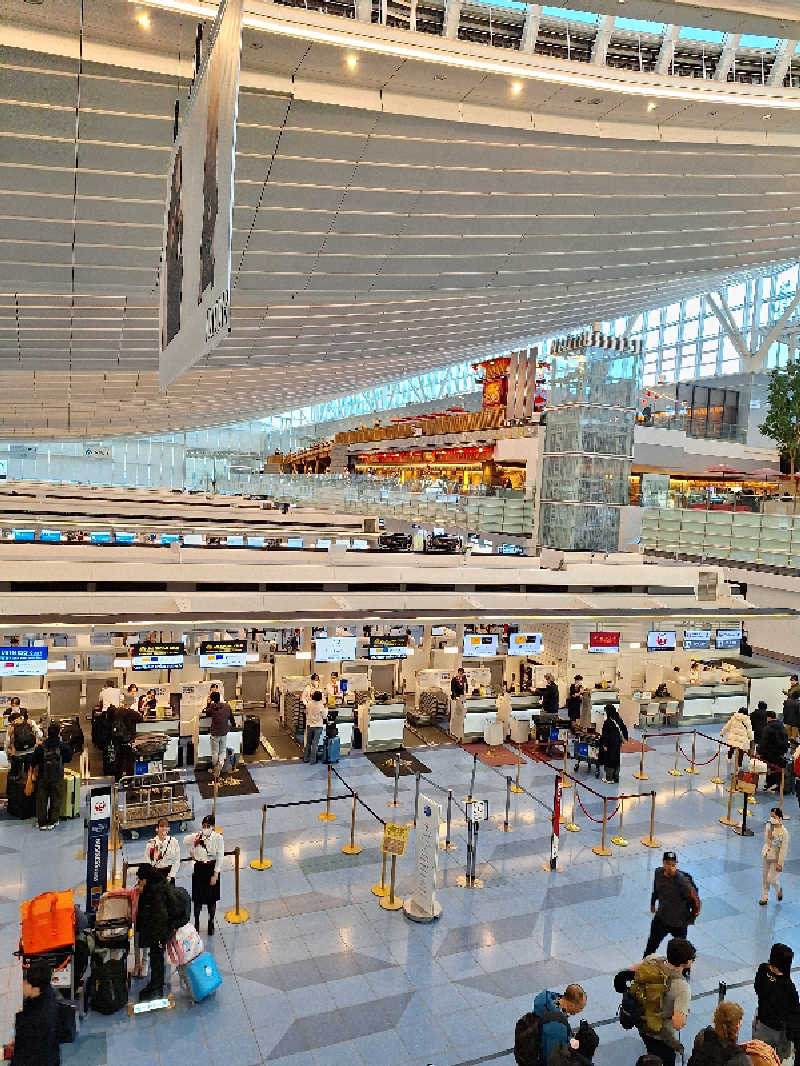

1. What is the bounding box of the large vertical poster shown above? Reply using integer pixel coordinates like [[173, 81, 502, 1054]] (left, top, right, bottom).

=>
[[159, 0, 244, 388]]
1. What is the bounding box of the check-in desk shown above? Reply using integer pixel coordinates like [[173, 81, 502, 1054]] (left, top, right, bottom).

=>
[[331, 707, 355, 755], [450, 697, 496, 742], [0, 690, 49, 715], [357, 701, 406, 752], [633, 698, 680, 729], [196, 711, 244, 763], [589, 689, 619, 726], [682, 682, 747, 721]]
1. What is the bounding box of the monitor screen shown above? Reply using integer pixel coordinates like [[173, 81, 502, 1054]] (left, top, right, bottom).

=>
[[90, 531, 112, 545], [247, 536, 264, 548], [315, 539, 331, 549], [335, 539, 351, 548], [182, 534, 205, 546], [115, 532, 136, 545], [431, 626, 445, 636], [715, 628, 742, 650], [287, 538, 304, 549], [160, 534, 180, 545], [351, 539, 368, 550], [683, 629, 711, 650], [131, 642, 185, 670], [199, 639, 247, 668], [463, 634, 499, 658], [40, 529, 62, 543], [508, 632, 543, 656], [314, 636, 357, 663], [12, 530, 35, 542], [225, 535, 244, 547], [647, 630, 676, 652], [589, 631, 620, 654], [500, 544, 524, 556], [0, 646, 48, 676], [369, 636, 409, 660], [433, 527, 446, 536]]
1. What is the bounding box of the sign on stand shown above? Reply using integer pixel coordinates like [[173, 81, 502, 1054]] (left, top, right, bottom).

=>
[[86, 785, 112, 922], [382, 823, 409, 857], [546, 777, 562, 873], [404, 794, 442, 923]]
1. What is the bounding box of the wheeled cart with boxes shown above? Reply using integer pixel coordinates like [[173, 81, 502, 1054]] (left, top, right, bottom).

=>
[[116, 770, 193, 837]]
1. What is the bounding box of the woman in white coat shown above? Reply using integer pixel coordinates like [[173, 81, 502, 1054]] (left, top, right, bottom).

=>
[[760, 807, 789, 906], [720, 706, 754, 770]]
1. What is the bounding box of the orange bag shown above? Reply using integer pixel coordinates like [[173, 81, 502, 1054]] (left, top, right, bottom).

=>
[[20, 890, 75, 955]]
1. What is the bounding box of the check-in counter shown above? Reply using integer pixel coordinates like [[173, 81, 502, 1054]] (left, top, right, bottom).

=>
[[0, 690, 48, 714], [333, 708, 355, 754], [358, 701, 405, 752], [682, 683, 748, 721], [589, 689, 619, 726], [450, 696, 496, 742], [196, 712, 244, 763]]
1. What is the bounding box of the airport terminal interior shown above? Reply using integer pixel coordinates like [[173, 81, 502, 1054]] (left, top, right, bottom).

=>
[[5, 0, 800, 1064]]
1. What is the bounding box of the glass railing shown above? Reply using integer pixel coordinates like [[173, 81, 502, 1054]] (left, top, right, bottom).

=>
[[642, 506, 800, 566], [636, 413, 747, 444]]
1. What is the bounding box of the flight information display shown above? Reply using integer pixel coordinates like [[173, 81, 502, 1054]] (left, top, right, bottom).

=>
[[369, 636, 409, 660], [132, 642, 185, 670], [463, 634, 499, 657], [199, 639, 247, 668]]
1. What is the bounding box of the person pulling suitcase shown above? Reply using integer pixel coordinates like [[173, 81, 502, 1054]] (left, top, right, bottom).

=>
[[33, 724, 72, 831]]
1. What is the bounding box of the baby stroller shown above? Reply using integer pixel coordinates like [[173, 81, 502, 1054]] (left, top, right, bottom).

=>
[[86, 889, 136, 1015]]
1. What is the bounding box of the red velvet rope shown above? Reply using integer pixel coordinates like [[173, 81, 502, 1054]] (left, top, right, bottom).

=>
[[575, 791, 621, 824], [678, 745, 718, 767]]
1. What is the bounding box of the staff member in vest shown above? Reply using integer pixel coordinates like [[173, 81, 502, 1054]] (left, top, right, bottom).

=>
[[133, 818, 181, 976], [33, 723, 72, 831], [187, 814, 223, 936], [325, 672, 340, 706]]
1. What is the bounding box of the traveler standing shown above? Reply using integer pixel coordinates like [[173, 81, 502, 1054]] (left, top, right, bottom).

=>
[[579, 686, 593, 732], [531, 984, 587, 1064], [7, 710, 41, 760], [631, 937, 696, 1066], [599, 703, 628, 784], [8, 961, 63, 1066], [134, 864, 172, 1000], [760, 808, 789, 906], [188, 814, 223, 936], [547, 1020, 599, 1066], [720, 707, 753, 770], [451, 667, 467, 700], [123, 683, 138, 710], [759, 712, 790, 792], [567, 676, 583, 728], [206, 691, 235, 777], [112, 700, 142, 781], [753, 942, 800, 1062], [301, 673, 322, 710], [783, 688, 800, 744], [33, 723, 72, 831], [644, 851, 701, 957], [303, 690, 325, 764], [751, 701, 769, 748], [687, 1001, 750, 1066], [538, 673, 560, 716], [495, 686, 512, 738]]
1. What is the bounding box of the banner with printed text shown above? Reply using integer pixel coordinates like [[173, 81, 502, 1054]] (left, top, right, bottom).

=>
[[158, 0, 244, 388]]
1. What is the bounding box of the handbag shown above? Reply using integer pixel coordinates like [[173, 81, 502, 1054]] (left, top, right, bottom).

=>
[[23, 765, 37, 797]]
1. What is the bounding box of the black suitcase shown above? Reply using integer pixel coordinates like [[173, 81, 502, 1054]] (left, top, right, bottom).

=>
[[61, 716, 84, 755], [7, 771, 36, 819], [242, 716, 260, 756]]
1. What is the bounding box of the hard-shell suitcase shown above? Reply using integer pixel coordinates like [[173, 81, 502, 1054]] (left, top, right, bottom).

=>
[[185, 951, 222, 1001], [7, 772, 36, 819], [20, 890, 76, 955], [94, 890, 136, 948], [62, 768, 81, 819], [242, 716, 260, 756]]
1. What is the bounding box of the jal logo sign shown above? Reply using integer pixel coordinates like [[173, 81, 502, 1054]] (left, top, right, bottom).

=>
[[90, 793, 110, 821]]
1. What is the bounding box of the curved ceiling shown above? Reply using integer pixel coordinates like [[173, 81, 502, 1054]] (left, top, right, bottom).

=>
[[1, 0, 800, 437]]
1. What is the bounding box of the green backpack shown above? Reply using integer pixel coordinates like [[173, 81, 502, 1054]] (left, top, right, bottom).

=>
[[630, 959, 671, 1035]]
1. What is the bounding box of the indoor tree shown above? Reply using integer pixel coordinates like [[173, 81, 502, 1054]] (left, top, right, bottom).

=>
[[760, 362, 800, 476]]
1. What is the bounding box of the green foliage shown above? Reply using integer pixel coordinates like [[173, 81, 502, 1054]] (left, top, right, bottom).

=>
[[760, 363, 800, 475]]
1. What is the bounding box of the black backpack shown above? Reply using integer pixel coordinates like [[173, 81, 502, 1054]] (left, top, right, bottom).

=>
[[89, 952, 129, 1015], [42, 744, 63, 784], [163, 883, 191, 934], [110, 711, 131, 744], [514, 1009, 564, 1066], [13, 722, 36, 752]]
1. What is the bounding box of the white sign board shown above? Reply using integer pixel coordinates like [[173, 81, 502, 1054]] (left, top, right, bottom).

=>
[[84, 444, 111, 460], [409, 793, 441, 919], [159, 0, 244, 387]]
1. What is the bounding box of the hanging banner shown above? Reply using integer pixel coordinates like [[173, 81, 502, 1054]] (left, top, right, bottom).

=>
[[158, 0, 244, 388], [404, 793, 442, 922], [86, 785, 112, 921]]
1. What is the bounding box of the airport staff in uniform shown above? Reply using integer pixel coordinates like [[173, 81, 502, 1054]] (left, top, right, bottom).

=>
[[188, 814, 224, 936]]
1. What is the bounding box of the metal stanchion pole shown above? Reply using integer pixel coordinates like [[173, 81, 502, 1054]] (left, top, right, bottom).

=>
[[501, 775, 513, 832], [720, 773, 738, 827], [733, 789, 754, 837], [440, 788, 456, 851], [564, 782, 580, 833], [592, 796, 612, 857], [641, 791, 660, 849], [379, 854, 404, 910], [510, 747, 524, 794], [668, 736, 683, 777], [250, 804, 272, 870], [633, 733, 648, 781], [224, 847, 250, 924], [342, 793, 362, 855], [711, 741, 724, 785], [319, 764, 337, 822], [109, 810, 122, 888], [779, 769, 788, 819], [372, 852, 389, 897], [465, 753, 477, 803], [457, 816, 484, 888], [121, 861, 129, 890], [560, 743, 572, 790], [212, 776, 218, 824], [611, 797, 628, 847], [388, 754, 402, 809], [685, 730, 699, 775], [413, 773, 420, 828]]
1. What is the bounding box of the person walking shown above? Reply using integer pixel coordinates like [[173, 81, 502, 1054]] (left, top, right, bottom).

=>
[[8, 961, 64, 1066], [187, 814, 223, 937], [134, 863, 172, 1001], [759, 712, 790, 792], [644, 851, 701, 957], [720, 707, 753, 771], [303, 689, 325, 764], [632, 937, 696, 1066], [33, 723, 72, 831], [599, 703, 628, 784], [753, 942, 800, 1063], [760, 808, 790, 906], [687, 1001, 750, 1066], [206, 690, 236, 777], [531, 983, 587, 1064], [566, 676, 583, 729]]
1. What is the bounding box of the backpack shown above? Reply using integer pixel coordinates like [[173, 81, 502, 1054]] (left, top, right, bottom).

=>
[[626, 959, 671, 1036], [110, 712, 130, 744], [89, 951, 129, 1015], [677, 871, 701, 923], [13, 722, 36, 752], [42, 744, 63, 784], [163, 883, 191, 934], [514, 1009, 564, 1066]]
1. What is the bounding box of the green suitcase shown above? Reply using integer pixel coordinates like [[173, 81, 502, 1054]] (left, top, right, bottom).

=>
[[62, 768, 81, 819]]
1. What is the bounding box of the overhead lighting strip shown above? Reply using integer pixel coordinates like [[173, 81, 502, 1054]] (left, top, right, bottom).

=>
[[128, 0, 800, 110]]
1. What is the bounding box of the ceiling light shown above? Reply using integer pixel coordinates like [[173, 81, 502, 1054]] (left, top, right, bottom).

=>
[[647, 101, 657, 112], [511, 81, 523, 95], [762, 113, 772, 120], [346, 53, 358, 70], [136, 10, 152, 28]]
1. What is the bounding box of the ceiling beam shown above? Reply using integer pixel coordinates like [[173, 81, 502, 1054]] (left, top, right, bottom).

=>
[[521, 3, 542, 54], [713, 32, 741, 81], [591, 14, 615, 66], [655, 24, 680, 75], [768, 38, 799, 87]]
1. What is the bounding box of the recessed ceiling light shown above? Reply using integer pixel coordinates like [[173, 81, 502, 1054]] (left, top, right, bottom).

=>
[[763, 113, 772, 120], [511, 81, 523, 95], [136, 10, 151, 28], [346, 53, 358, 70], [647, 101, 657, 112]]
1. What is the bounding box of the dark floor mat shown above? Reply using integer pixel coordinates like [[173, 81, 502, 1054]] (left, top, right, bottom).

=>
[[364, 749, 431, 777], [194, 764, 259, 798]]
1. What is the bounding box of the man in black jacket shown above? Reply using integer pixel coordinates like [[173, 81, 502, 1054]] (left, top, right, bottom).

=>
[[643, 851, 701, 957], [33, 724, 72, 831], [10, 961, 63, 1066], [751, 700, 769, 748], [759, 711, 790, 791], [538, 673, 560, 716], [135, 863, 172, 1000]]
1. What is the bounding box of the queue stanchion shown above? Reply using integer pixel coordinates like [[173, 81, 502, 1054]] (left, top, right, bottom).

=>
[[224, 847, 250, 924], [779, 769, 789, 820], [591, 796, 612, 857], [733, 784, 755, 838], [372, 852, 389, 897], [465, 753, 477, 804], [685, 730, 700, 775], [668, 736, 683, 777], [380, 854, 404, 911], [440, 788, 457, 851], [388, 754, 402, 809], [413, 773, 421, 828], [501, 775, 513, 833], [633, 733, 648, 782], [711, 741, 724, 785], [510, 747, 524, 795], [640, 791, 660, 849], [720, 772, 739, 827], [109, 809, 122, 889], [564, 782, 580, 833], [121, 861, 129, 890], [342, 793, 362, 856], [319, 764, 337, 822], [610, 797, 628, 847], [560, 743, 572, 790], [250, 804, 272, 870]]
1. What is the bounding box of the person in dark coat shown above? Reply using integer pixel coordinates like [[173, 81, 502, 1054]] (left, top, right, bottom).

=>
[[687, 1001, 750, 1066], [599, 703, 628, 784], [751, 701, 769, 748], [10, 961, 62, 1066], [538, 674, 560, 716], [753, 942, 800, 1061], [783, 693, 800, 743], [32, 724, 72, 830], [759, 712, 790, 791], [566, 676, 583, 730], [135, 863, 172, 1000]]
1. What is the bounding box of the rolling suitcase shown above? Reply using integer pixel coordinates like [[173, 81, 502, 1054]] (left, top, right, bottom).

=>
[[185, 952, 222, 1002], [21, 891, 76, 955], [60, 717, 84, 755], [62, 768, 81, 819], [7, 766, 36, 820], [242, 716, 260, 756]]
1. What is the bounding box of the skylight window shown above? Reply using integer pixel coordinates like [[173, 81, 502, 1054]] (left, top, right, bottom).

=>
[[615, 17, 664, 34], [679, 26, 724, 43], [542, 6, 598, 23], [739, 34, 779, 49]]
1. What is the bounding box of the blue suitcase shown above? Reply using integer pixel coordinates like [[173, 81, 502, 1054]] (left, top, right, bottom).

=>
[[325, 736, 340, 764], [185, 952, 222, 1002]]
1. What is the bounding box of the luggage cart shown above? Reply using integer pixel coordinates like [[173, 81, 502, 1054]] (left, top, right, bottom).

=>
[[116, 770, 193, 838], [572, 734, 601, 777]]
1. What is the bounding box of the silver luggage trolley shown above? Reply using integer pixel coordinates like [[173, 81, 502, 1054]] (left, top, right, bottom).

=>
[[116, 769, 194, 838]]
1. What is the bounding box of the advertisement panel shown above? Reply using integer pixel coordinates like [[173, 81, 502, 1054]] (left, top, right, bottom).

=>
[[159, 0, 244, 387], [589, 631, 620, 654], [647, 631, 676, 652], [405, 794, 441, 921], [508, 632, 543, 656], [369, 636, 409, 660], [314, 636, 357, 663], [0, 646, 48, 676], [683, 629, 711, 650], [463, 634, 499, 658], [715, 628, 742, 650]]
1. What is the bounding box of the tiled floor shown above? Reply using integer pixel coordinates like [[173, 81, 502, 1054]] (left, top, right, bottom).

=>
[[1, 729, 796, 1066]]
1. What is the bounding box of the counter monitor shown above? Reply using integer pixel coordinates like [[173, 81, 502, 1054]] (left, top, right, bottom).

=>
[[715, 628, 742, 650], [160, 534, 180, 546], [90, 531, 112, 545], [683, 629, 711, 650], [589, 631, 620, 654], [40, 530, 61, 543], [647, 630, 676, 652], [182, 534, 205, 546], [508, 632, 543, 656], [247, 536, 264, 548], [351, 539, 368, 550], [115, 532, 136, 545], [315, 539, 331, 549], [287, 537, 304, 549], [12, 530, 34, 542], [0, 646, 48, 676], [463, 634, 499, 658], [225, 535, 244, 547], [314, 636, 357, 663], [369, 636, 409, 660], [199, 639, 247, 668], [131, 642, 185, 670]]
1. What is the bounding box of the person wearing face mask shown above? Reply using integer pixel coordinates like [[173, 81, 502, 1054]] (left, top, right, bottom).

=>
[[187, 814, 223, 936], [8, 961, 64, 1066], [760, 807, 790, 906]]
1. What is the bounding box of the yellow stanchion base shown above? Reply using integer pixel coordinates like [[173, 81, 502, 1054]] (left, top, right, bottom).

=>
[[559, 814, 568, 826], [591, 845, 612, 856], [541, 863, 560, 873], [499, 824, 514, 833], [610, 835, 628, 847], [685, 768, 699, 775], [439, 841, 457, 851], [455, 876, 484, 889], [379, 895, 405, 910], [719, 816, 738, 827], [510, 785, 524, 794], [250, 859, 273, 870], [224, 908, 250, 925], [564, 822, 580, 833], [342, 844, 362, 855], [640, 836, 660, 849], [560, 779, 572, 790], [749, 796, 758, 805], [633, 773, 649, 781], [318, 812, 337, 822], [371, 882, 388, 897], [387, 801, 403, 809], [710, 776, 724, 784], [668, 769, 683, 777]]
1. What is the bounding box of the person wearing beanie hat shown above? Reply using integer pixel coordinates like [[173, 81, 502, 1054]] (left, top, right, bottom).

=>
[[135, 863, 172, 1000], [9, 962, 63, 1066], [32, 722, 72, 831], [547, 1020, 599, 1065]]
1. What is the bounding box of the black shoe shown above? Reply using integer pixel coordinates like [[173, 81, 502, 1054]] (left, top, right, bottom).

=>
[[207, 921, 215, 936], [138, 984, 163, 1001]]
